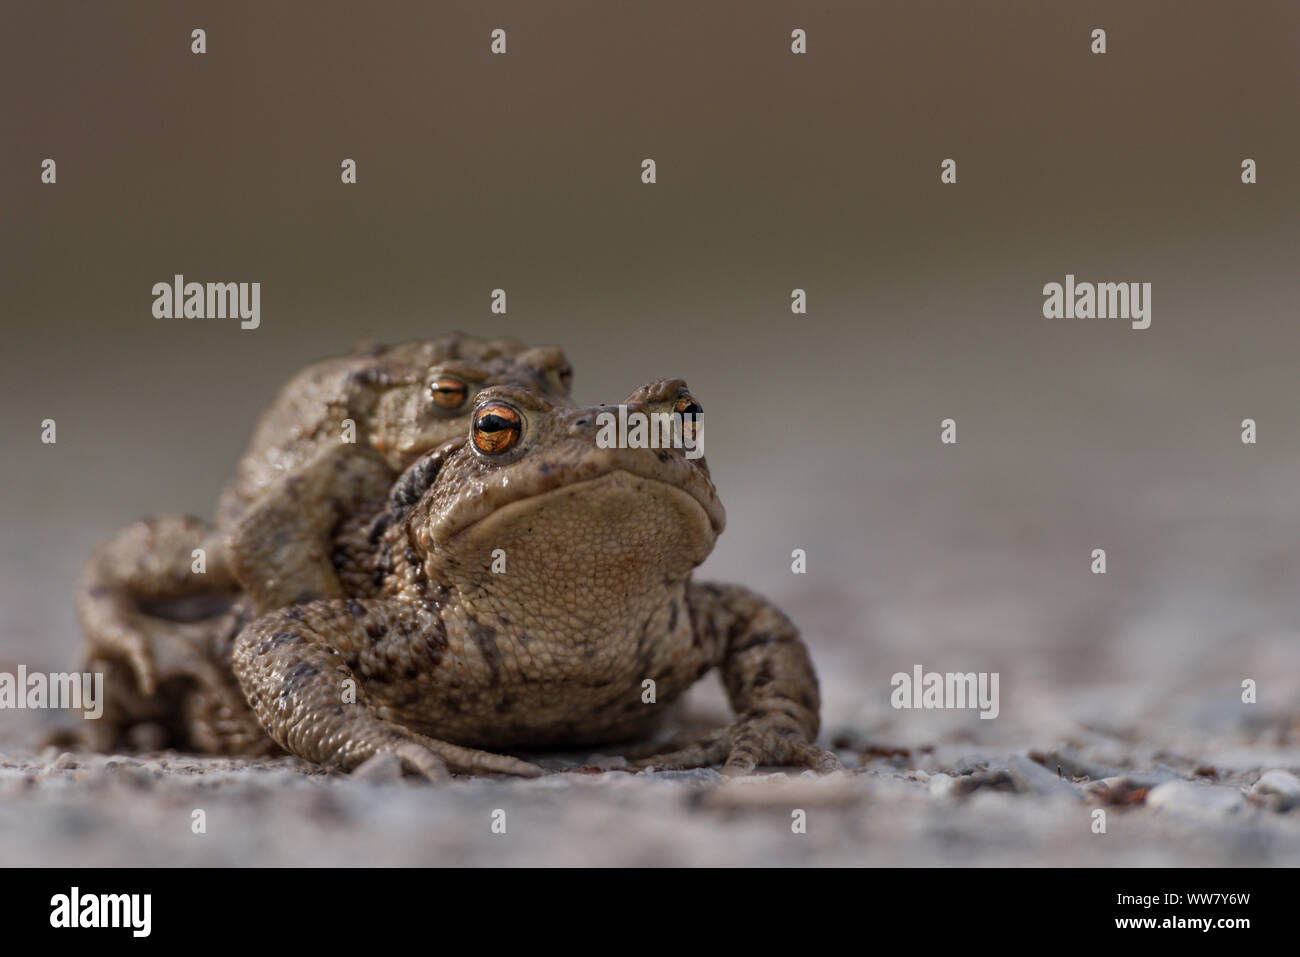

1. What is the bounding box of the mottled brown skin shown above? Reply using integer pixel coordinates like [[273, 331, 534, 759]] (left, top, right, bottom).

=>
[[78, 334, 571, 716], [232, 380, 840, 778]]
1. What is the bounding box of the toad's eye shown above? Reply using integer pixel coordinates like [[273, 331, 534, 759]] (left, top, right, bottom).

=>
[[673, 394, 703, 417], [472, 403, 523, 454], [673, 393, 703, 441], [430, 376, 469, 410]]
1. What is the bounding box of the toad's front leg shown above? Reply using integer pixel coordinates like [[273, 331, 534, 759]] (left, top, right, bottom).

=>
[[231, 599, 544, 779], [629, 582, 842, 776]]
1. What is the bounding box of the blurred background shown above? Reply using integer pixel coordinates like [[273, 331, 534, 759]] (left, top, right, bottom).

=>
[[2, 0, 1298, 756]]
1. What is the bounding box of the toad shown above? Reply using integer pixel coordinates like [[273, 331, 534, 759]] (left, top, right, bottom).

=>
[[77, 334, 572, 705], [232, 379, 839, 777]]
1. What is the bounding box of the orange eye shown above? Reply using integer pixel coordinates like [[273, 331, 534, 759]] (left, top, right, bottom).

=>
[[430, 376, 469, 410], [673, 393, 703, 441], [473, 403, 523, 454]]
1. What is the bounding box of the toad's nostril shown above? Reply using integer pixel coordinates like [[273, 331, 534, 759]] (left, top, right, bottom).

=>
[[568, 416, 599, 437]]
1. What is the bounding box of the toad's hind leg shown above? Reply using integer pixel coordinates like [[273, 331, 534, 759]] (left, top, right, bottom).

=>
[[78, 514, 237, 696], [232, 599, 545, 780]]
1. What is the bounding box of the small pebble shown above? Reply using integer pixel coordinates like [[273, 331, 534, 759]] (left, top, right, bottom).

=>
[[1006, 754, 1081, 800], [1146, 780, 1243, 816], [46, 751, 78, 771], [1250, 769, 1300, 811], [928, 772, 957, 798]]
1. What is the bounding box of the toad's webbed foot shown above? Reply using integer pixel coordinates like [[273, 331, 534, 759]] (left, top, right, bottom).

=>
[[627, 720, 842, 775]]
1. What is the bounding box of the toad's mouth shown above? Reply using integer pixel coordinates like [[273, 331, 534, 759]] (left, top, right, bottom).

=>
[[434, 458, 725, 545]]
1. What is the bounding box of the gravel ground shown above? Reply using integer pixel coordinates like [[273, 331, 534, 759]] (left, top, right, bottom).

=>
[[3, 690, 1297, 867]]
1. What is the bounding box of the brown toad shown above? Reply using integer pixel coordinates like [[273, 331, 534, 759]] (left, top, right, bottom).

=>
[[232, 379, 840, 777], [78, 333, 572, 709]]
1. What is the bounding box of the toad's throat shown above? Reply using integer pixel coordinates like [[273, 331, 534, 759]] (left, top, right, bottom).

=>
[[426, 472, 714, 634], [437, 471, 717, 575]]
